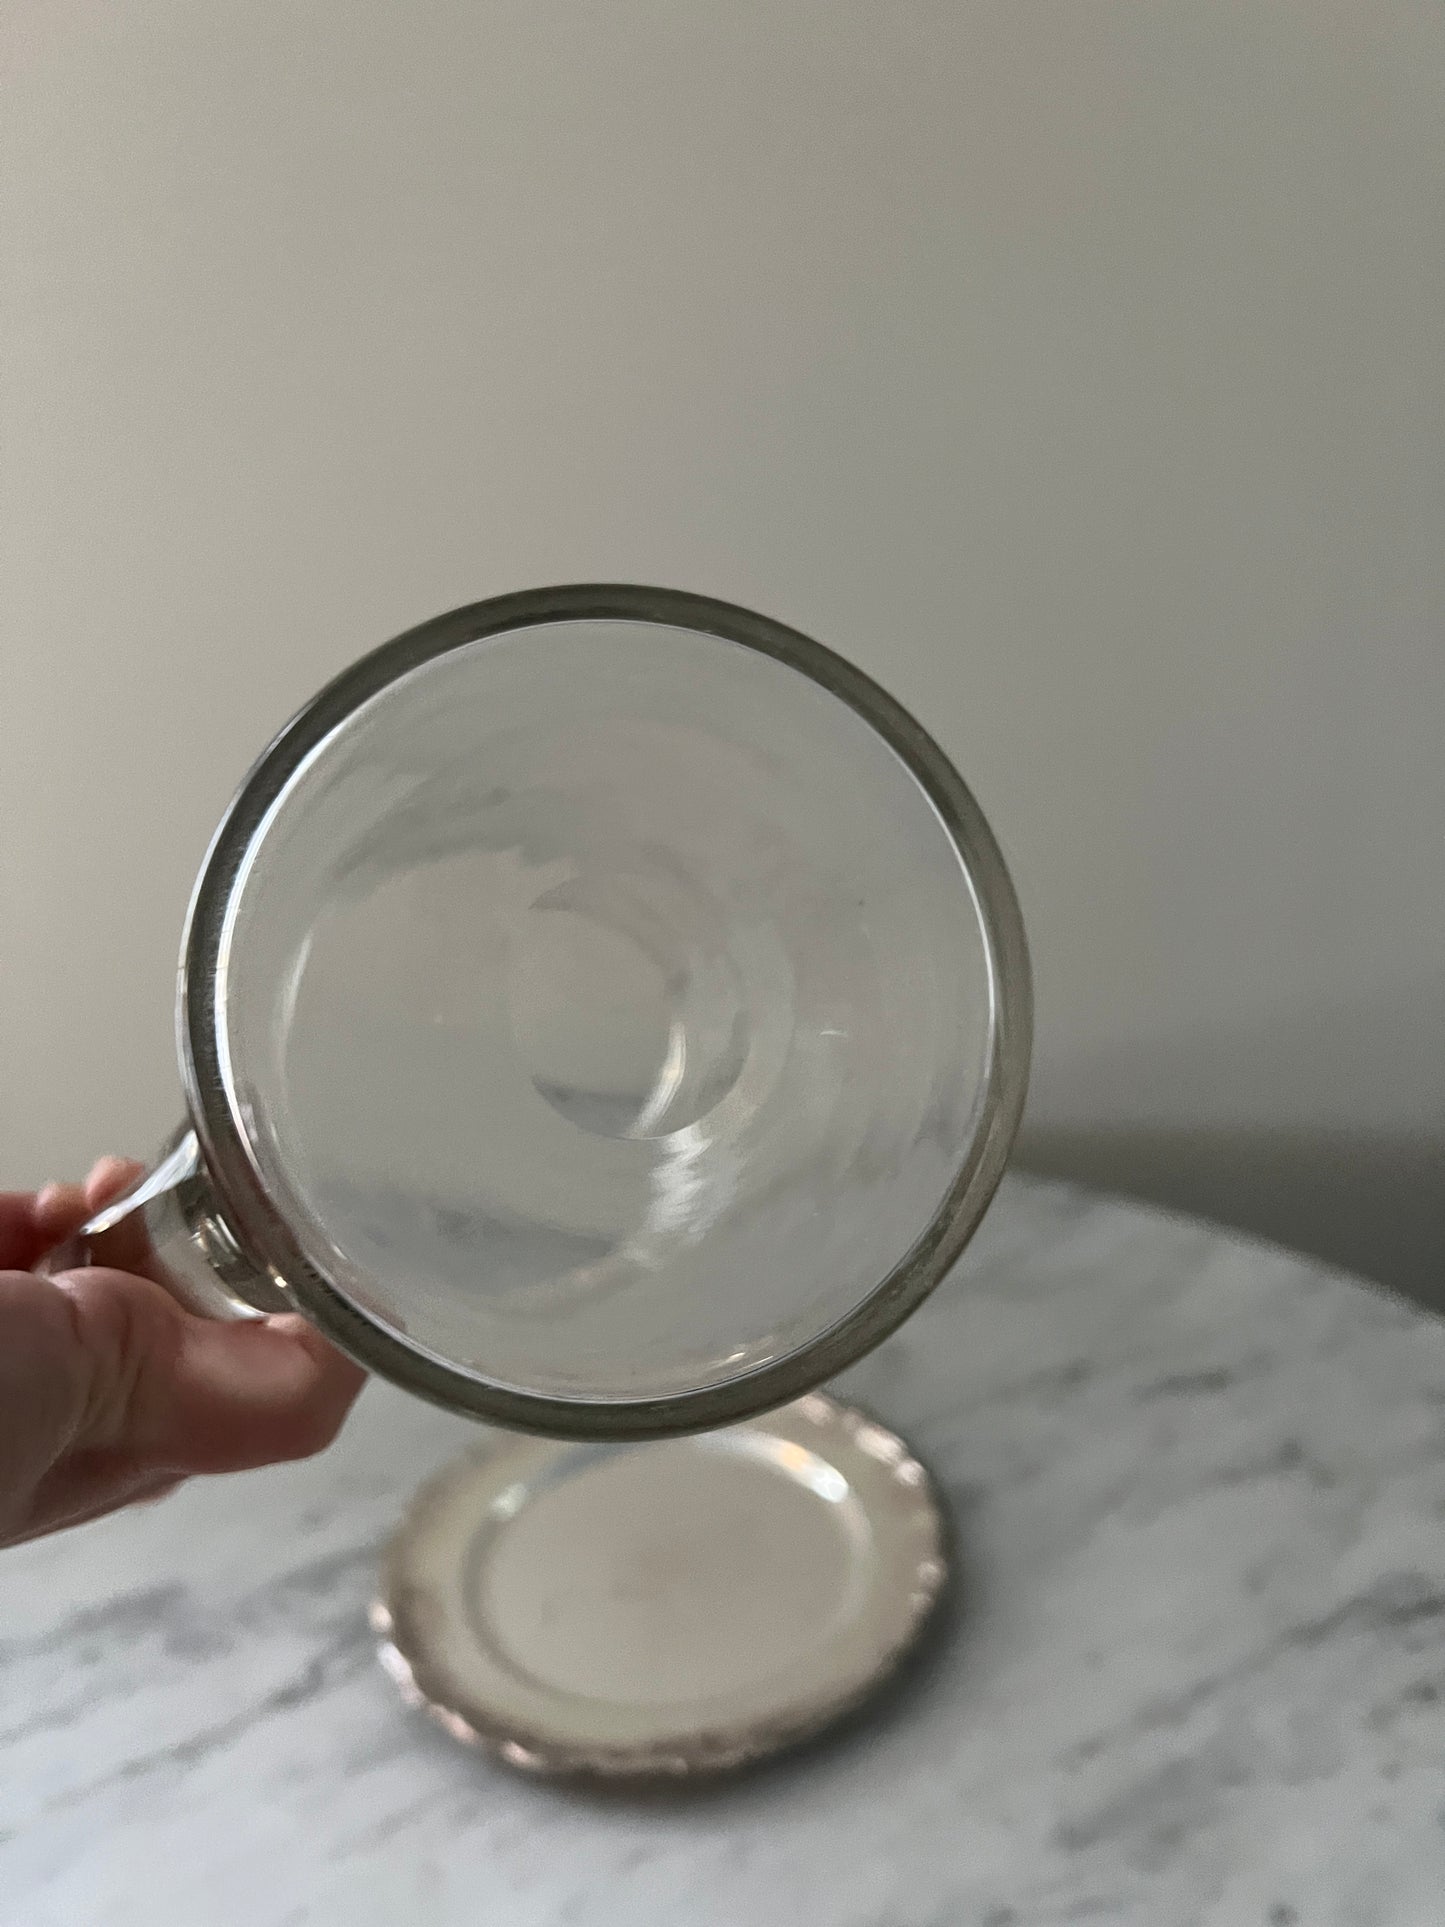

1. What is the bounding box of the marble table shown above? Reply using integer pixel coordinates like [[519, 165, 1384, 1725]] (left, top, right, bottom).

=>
[[5, 1176, 1445, 1926]]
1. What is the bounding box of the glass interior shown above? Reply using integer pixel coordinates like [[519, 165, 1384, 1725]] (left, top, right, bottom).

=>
[[216, 620, 993, 1403]]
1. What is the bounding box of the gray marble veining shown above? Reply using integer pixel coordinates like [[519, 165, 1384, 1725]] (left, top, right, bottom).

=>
[[4, 1177, 1445, 1926]]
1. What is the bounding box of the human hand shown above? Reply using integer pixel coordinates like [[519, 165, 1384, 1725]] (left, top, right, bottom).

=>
[[0, 1158, 365, 1548]]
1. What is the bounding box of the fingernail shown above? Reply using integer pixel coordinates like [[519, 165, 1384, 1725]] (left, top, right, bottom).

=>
[[36, 1181, 83, 1222], [87, 1156, 134, 1198]]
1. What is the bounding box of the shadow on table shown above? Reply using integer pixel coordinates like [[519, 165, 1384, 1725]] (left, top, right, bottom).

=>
[[1018, 968, 1444, 1315], [1022, 1123, 1444, 1316]]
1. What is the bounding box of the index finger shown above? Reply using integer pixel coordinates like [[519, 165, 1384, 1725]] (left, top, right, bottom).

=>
[[0, 1161, 143, 1272]]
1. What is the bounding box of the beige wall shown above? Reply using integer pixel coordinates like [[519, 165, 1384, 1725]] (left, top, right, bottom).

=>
[[4, 3, 1442, 1296]]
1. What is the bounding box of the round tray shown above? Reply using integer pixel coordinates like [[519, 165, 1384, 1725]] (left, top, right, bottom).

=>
[[373, 1393, 949, 1780]]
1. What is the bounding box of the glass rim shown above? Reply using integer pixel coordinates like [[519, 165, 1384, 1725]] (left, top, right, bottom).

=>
[[179, 584, 1033, 1439]]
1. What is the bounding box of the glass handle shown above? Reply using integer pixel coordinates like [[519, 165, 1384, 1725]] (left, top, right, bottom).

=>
[[40, 1126, 293, 1320]]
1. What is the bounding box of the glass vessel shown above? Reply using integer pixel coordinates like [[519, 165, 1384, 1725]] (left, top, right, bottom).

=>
[[65, 586, 1031, 1441]]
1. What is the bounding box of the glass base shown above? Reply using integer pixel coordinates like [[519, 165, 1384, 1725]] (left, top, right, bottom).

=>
[[372, 1394, 949, 1781]]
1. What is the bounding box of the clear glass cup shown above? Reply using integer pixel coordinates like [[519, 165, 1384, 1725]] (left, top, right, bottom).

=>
[[63, 588, 1031, 1438]]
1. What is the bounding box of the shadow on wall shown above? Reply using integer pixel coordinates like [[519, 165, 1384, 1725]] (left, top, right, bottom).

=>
[[1019, 971, 1444, 1313], [1022, 1124, 1443, 1314]]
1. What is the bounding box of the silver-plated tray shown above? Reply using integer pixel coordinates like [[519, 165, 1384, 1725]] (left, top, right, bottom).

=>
[[373, 1393, 949, 1780]]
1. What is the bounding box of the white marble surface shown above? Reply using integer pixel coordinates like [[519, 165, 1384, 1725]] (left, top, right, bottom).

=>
[[5, 1176, 1445, 1926]]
